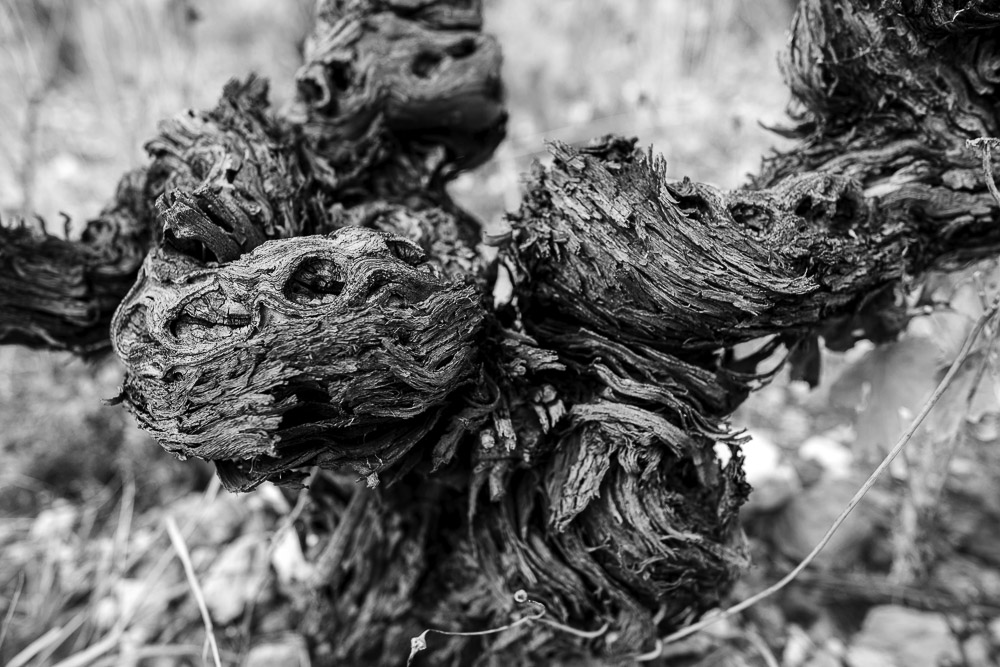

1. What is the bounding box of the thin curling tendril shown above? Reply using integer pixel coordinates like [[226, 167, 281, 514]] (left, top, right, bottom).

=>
[[406, 589, 609, 665]]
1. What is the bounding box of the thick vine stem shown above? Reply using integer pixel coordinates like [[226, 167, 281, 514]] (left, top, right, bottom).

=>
[[0, 168, 152, 355], [1, 0, 502, 356], [759, 1, 1000, 271], [112, 227, 485, 491], [506, 133, 1000, 363], [295, 0, 506, 200], [0, 76, 314, 355], [5, 0, 1000, 665]]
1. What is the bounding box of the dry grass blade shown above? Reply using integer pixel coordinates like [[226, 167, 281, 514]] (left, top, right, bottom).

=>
[[8, 612, 85, 667], [8, 627, 64, 667], [90, 643, 240, 667], [747, 630, 780, 667], [114, 472, 136, 575], [642, 298, 1000, 658], [165, 516, 223, 667], [238, 467, 319, 662], [49, 627, 124, 667], [930, 301, 1000, 504], [0, 571, 24, 652]]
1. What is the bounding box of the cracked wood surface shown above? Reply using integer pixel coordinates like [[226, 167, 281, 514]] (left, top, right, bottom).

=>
[[2, 0, 1000, 664]]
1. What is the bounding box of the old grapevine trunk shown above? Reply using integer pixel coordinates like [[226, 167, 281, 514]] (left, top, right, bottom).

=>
[[2, 0, 1000, 664]]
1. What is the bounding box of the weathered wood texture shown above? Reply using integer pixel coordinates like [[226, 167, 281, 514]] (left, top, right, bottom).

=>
[[2, 0, 1000, 664], [0, 168, 152, 354]]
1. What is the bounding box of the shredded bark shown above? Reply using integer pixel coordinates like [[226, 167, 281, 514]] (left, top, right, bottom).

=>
[[2, 0, 1000, 664]]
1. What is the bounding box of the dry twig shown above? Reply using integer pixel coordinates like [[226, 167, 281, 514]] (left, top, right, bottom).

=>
[[642, 298, 1000, 657], [407, 590, 608, 665]]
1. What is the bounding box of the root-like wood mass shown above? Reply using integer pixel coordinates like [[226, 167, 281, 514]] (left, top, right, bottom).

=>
[[2, 0, 999, 663]]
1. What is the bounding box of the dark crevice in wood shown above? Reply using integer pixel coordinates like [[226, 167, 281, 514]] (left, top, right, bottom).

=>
[[3, 0, 1000, 663]]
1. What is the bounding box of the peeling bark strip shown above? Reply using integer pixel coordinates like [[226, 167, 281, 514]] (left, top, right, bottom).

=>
[[760, 0, 1000, 262], [0, 168, 152, 354], [3, 0, 1000, 664]]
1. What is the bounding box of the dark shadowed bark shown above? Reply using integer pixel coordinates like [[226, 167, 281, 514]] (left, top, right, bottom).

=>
[[0, 168, 152, 354], [2, 0, 1000, 664]]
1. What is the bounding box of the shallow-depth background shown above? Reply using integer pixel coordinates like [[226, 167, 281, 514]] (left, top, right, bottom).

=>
[[3, 1, 1000, 666]]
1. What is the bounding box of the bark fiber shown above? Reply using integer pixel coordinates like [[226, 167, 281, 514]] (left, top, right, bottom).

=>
[[2, 0, 1000, 664]]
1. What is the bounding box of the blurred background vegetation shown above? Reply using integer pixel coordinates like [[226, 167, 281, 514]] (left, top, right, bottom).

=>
[[4, 1, 1000, 666]]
